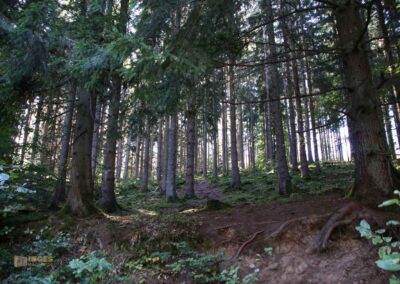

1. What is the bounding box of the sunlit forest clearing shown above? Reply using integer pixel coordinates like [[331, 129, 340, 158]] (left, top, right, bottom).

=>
[[1, 0, 400, 283]]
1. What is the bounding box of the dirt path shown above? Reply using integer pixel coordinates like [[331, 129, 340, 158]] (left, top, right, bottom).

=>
[[193, 180, 388, 283]]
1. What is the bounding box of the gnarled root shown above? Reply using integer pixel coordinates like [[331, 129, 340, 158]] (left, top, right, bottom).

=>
[[312, 202, 385, 252]]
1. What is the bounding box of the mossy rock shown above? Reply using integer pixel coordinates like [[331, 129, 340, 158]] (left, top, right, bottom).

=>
[[205, 199, 232, 211]]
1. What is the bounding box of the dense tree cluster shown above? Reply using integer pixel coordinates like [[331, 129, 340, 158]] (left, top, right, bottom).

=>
[[1, 0, 400, 216]]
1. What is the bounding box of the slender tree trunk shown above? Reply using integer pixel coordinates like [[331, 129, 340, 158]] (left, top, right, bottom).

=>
[[166, 114, 178, 201], [184, 104, 196, 198], [262, 32, 274, 164], [334, 0, 400, 202], [30, 96, 44, 163], [202, 111, 208, 177], [228, 61, 241, 189], [134, 136, 141, 178], [238, 103, 245, 168], [123, 131, 132, 180], [213, 129, 218, 178], [309, 97, 321, 172], [156, 118, 163, 184], [286, 61, 298, 170], [99, 76, 122, 212], [64, 86, 97, 216], [50, 89, 75, 209], [20, 99, 33, 166], [291, 60, 309, 177], [376, 0, 400, 117], [116, 138, 123, 180], [265, 0, 292, 195], [140, 115, 151, 191], [383, 104, 396, 158], [91, 97, 102, 180], [222, 99, 228, 174], [161, 116, 169, 192]]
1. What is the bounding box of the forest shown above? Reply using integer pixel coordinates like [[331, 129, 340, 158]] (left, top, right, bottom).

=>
[[1, 0, 400, 283]]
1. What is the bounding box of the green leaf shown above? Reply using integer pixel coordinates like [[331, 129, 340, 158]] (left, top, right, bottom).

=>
[[378, 199, 400, 208], [387, 220, 400, 226], [376, 253, 400, 271], [389, 275, 400, 284]]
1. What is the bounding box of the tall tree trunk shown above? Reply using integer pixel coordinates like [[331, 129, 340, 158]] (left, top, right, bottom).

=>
[[309, 97, 321, 171], [64, 86, 97, 216], [166, 114, 178, 201], [291, 61, 310, 177], [99, 76, 121, 212], [383, 104, 396, 158], [238, 103, 245, 168], [140, 115, 151, 191], [91, 97, 102, 180], [248, 103, 256, 169], [20, 99, 33, 166], [134, 136, 141, 178], [156, 118, 163, 184], [228, 61, 241, 189], [376, 0, 400, 117], [184, 104, 196, 198], [123, 131, 132, 180], [334, 0, 400, 203], [213, 129, 218, 178], [202, 110, 208, 177], [285, 61, 298, 170], [262, 31, 274, 164], [222, 99, 228, 174], [99, 0, 129, 212], [116, 138, 123, 180], [265, 0, 292, 195], [161, 116, 169, 192], [30, 96, 44, 163], [50, 89, 75, 209]]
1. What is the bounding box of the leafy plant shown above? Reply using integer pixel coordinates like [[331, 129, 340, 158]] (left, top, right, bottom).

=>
[[356, 190, 400, 284]]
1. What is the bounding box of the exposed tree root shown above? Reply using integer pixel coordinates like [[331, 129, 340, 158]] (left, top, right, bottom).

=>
[[234, 230, 264, 258], [214, 223, 241, 231], [265, 213, 332, 241], [313, 202, 387, 252]]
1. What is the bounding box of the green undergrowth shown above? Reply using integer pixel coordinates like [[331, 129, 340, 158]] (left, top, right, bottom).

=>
[[209, 162, 353, 205]]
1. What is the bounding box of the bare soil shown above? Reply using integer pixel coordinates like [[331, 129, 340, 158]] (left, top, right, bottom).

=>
[[195, 180, 391, 283]]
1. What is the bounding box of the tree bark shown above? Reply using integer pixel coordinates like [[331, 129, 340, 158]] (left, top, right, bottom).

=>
[[99, 76, 121, 212], [222, 98, 228, 174], [334, 0, 400, 203], [161, 116, 169, 192], [20, 99, 33, 166], [156, 118, 163, 184], [91, 98, 102, 178], [184, 104, 196, 198], [123, 131, 132, 180], [264, 0, 292, 195], [30, 96, 44, 163], [64, 86, 97, 216], [202, 110, 208, 177], [134, 136, 141, 178], [140, 115, 151, 191], [50, 88, 75, 209], [238, 103, 245, 168], [228, 61, 241, 189], [166, 114, 178, 201]]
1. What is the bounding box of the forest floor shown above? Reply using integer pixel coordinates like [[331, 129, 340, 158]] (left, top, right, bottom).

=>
[[0, 162, 395, 283]]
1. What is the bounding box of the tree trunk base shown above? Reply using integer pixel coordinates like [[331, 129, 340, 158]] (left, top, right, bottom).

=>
[[97, 199, 119, 213], [62, 202, 98, 218]]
